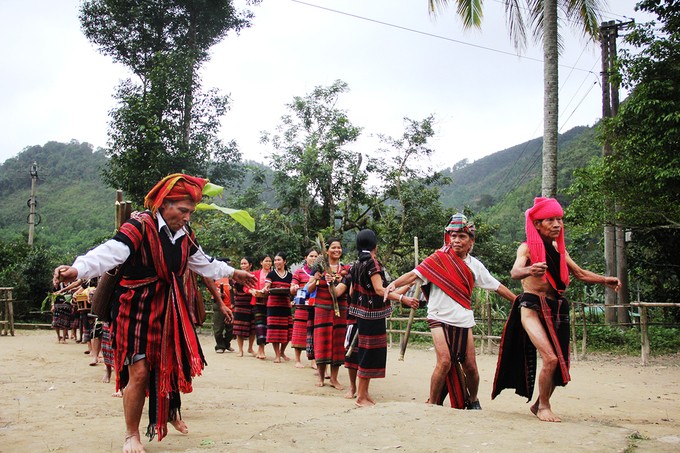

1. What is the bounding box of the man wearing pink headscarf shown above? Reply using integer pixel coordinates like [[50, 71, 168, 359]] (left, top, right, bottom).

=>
[[492, 197, 620, 422]]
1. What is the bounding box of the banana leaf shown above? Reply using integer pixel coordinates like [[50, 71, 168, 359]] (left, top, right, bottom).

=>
[[195, 202, 255, 232]]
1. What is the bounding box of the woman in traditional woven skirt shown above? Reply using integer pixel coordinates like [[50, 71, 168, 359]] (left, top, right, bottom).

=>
[[290, 248, 318, 368], [347, 229, 418, 406], [232, 256, 256, 357], [308, 238, 350, 389], [249, 254, 272, 360], [264, 252, 293, 363], [51, 292, 72, 344]]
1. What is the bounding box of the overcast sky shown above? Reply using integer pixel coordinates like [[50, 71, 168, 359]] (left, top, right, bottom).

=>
[[0, 0, 648, 170]]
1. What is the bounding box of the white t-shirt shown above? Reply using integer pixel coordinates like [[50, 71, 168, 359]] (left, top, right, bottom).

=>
[[414, 254, 501, 328]]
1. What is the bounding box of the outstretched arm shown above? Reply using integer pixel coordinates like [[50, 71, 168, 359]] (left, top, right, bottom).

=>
[[566, 252, 621, 291], [495, 284, 516, 303], [384, 271, 418, 302]]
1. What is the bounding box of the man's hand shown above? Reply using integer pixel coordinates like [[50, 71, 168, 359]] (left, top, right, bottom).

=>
[[527, 262, 548, 278], [401, 295, 419, 309], [604, 277, 621, 292], [220, 304, 234, 323], [232, 270, 256, 287], [383, 283, 396, 302], [53, 266, 78, 287]]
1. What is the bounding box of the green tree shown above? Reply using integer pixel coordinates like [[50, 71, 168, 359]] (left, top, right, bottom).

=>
[[80, 0, 255, 203], [428, 0, 603, 197], [568, 0, 680, 320], [359, 116, 450, 275], [261, 80, 364, 241]]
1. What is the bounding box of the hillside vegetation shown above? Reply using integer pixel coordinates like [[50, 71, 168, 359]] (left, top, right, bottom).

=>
[[0, 126, 600, 254]]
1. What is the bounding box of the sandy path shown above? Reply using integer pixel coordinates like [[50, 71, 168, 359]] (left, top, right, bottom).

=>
[[0, 331, 678, 452]]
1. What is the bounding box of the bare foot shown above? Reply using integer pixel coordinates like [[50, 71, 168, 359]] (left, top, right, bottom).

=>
[[344, 388, 357, 399], [310, 362, 318, 370], [170, 419, 189, 434], [248, 349, 256, 357], [237, 351, 244, 357], [112, 390, 123, 398], [295, 362, 305, 369], [89, 357, 100, 366], [531, 403, 561, 422], [257, 354, 266, 360], [315, 380, 324, 387], [355, 398, 375, 407], [102, 374, 111, 383], [123, 432, 146, 453], [273, 358, 281, 363], [282, 354, 291, 362], [329, 380, 344, 391]]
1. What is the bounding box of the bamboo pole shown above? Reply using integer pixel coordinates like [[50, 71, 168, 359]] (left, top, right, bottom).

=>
[[399, 237, 419, 361]]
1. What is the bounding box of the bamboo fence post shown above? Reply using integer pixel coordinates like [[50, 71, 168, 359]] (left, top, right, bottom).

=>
[[640, 305, 650, 366]]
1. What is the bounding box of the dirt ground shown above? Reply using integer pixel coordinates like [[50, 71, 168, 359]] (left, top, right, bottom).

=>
[[0, 330, 678, 453]]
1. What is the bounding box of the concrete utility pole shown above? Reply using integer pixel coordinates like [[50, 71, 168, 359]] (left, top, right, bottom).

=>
[[27, 162, 39, 246], [600, 20, 633, 324]]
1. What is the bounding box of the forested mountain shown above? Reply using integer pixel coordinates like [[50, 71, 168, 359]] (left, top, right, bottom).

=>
[[0, 141, 117, 253], [438, 125, 600, 242], [0, 126, 600, 253]]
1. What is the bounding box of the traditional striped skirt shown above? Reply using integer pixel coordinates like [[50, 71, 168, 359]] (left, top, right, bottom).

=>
[[291, 305, 310, 349], [306, 307, 315, 359], [428, 319, 469, 409], [354, 317, 388, 379], [101, 322, 115, 367], [266, 298, 292, 344], [232, 294, 254, 338], [253, 302, 267, 346], [52, 302, 72, 329], [313, 304, 347, 366]]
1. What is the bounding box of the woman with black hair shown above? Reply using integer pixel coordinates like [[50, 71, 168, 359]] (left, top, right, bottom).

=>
[[264, 252, 293, 363]]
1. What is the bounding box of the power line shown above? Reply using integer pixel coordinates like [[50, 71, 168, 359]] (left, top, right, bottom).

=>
[[288, 0, 597, 73]]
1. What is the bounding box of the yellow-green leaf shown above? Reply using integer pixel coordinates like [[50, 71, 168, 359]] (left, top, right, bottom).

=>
[[195, 203, 255, 232], [202, 182, 224, 197]]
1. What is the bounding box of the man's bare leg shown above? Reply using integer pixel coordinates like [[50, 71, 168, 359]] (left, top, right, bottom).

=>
[[428, 327, 451, 404], [462, 329, 480, 404], [521, 307, 561, 422], [123, 359, 149, 453]]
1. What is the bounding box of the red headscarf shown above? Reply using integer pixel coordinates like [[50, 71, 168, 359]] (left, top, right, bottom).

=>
[[525, 197, 569, 290], [143, 173, 208, 216]]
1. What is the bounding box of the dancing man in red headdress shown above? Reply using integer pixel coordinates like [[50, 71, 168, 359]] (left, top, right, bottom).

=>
[[53, 174, 256, 453], [492, 197, 620, 422]]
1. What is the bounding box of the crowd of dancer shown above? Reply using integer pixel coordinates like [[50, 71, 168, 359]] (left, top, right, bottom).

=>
[[51, 173, 621, 453]]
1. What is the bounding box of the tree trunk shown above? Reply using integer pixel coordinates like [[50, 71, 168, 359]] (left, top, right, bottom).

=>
[[601, 25, 618, 324], [541, 0, 559, 198]]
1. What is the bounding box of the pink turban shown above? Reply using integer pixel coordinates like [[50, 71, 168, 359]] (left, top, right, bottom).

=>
[[525, 197, 569, 290]]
